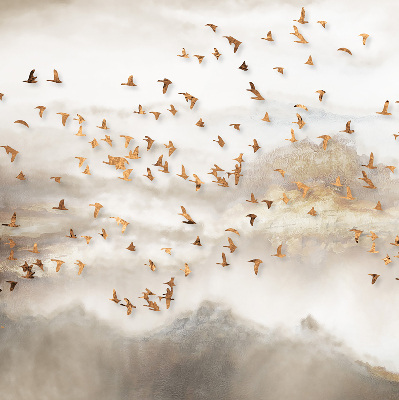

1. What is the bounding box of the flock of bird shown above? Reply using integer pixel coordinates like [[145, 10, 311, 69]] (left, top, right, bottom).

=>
[[0, 7, 397, 317]]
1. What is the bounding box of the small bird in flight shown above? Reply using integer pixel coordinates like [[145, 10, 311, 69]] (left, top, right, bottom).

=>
[[121, 298, 136, 315], [350, 229, 362, 243], [249, 139, 261, 153], [81, 236, 92, 244], [110, 217, 129, 233], [89, 203, 103, 218], [293, 114, 305, 129], [23, 69, 37, 83], [16, 171, 25, 180], [51, 259, 65, 272], [217, 253, 230, 267], [368, 274, 380, 284], [73, 114, 85, 124], [367, 243, 379, 254], [66, 228, 77, 238], [178, 92, 198, 109], [246, 214, 257, 226], [226, 228, 240, 235], [223, 35, 242, 53], [317, 135, 331, 150], [179, 206, 196, 224], [272, 245, 286, 258], [75, 260, 86, 275], [168, 105, 178, 115], [99, 229, 108, 240], [273, 67, 284, 74], [281, 193, 290, 204], [212, 48, 222, 60], [262, 200, 273, 209], [109, 289, 120, 303], [290, 26, 308, 43], [293, 181, 310, 198], [382, 255, 392, 265], [261, 31, 274, 41], [286, 129, 298, 143], [177, 165, 189, 180], [239, 61, 248, 71], [359, 171, 376, 189], [362, 152, 377, 169], [149, 111, 161, 120], [206, 24, 217, 32], [247, 82, 265, 100], [359, 34, 369, 45], [157, 78, 172, 94], [376, 100, 392, 115], [121, 75, 136, 86], [143, 136, 155, 151], [196, 118, 205, 127], [56, 113, 69, 126], [337, 48, 352, 55], [223, 237, 237, 253], [127, 242, 136, 251], [213, 135, 225, 147], [180, 263, 191, 277], [120, 135, 134, 148], [178, 48, 189, 58], [53, 199, 68, 210], [194, 55, 205, 64], [189, 174, 204, 191], [192, 236, 202, 246], [97, 119, 110, 129], [367, 231, 378, 241], [248, 259, 263, 275], [340, 121, 354, 134], [6, 281, 18, 291], [305, 56, 313, 65], [14, 120, 29, 128], [143, 168, 154, 181], [274, 169, 286, 177], [317, 21, 327, 28], [308, 207, 317, 216], [294, 7, 308, 24], [261, 112, 270, 122], [246, 193, 258, 203], [316, 90, 326, 102], [331, 176, 342, 186], [35, 106, 46, 118], [47, 69, 62, 83], [119, 169, 133, 181], [341, 186, 356, 200]]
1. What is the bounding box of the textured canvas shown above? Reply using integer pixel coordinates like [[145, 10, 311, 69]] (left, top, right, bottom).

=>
[[1, 0, 399, 398]]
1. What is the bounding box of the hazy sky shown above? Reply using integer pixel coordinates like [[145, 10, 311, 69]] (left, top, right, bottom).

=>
[[2, 0, 399, 378]]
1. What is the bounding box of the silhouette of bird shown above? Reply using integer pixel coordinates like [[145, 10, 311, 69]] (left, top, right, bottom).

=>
[[249, 139, 261, 153], [110, 217, 129, 233], [196, 118, 205, 127], [157, 78, 172, 94], [15, 171, 25, 180], [213, 135, 225, 147], [180, 263, 191, 277], [367, 231, 378, 241], [81, 236, 92, 244], [178, 92, 198, 109], [168, 105, 178, 115], [194, 55, 205, 63], [98, 228, 108, 240], [101, 135, 112, 147], [109, 289, 120, 303], [340, 121, 354, 134], [341, 186, 356, 200], [317, 21, 327, 28], [375, 201, 382, 211], [304, 55, 313, 65], [246, 193, 258, 203], [385, 166, 396, 173], [290, 25, 308, 43], [179, 206, 196, 224], [1, 146, 18, 162], [164, 141, 176, 156], [350, 229, 363, 243], [51, 259, 65, 272], [189, 175, 204, 191], [367, 243, 379, 253], [89, 138, 99, 148], [217, 253, 230, 267], [127, 242, 136, 251], [35, 106, 46, 118], [359, 171, 376, 189], [261, 112, 270, 122], [294, 7, 308, 24], [23, 69, 37, 83], [47, 69, 62, 83], [262, 200, 273, 209], [376, 101, 392, 115], [120, 135, 134, 148], [6, 239, 16, 248], [14, 120, 29, 128], [119, 169, 133, 181], [362, 153, 377, 169], [53, 199, 68, 210], [248, 259, 263, 275], [223, 237, 237, 253], [143, 136, 155, 151], [225, 228, 240, 235], [229, 124, 241, 130], [383, 255, 392, 265], [178, 48, 189, 58], [161, 248, 172, 255], [177, 165, 189, 180], [294, 104, 308, 111], [7, 250, 16, 260], [206, 24, 217, 32], [192, 236, 202, 246], [66, 228, 77, 239], [28, 243, 40, 254], [239, 61, 248, 71], [56, 113, 69, 126], [75, 126, 85, 136], [33, 259, 44, 270], [272, 245, 286, 258], [331, 176, 342, 187], [212, 48, 222, 59], [97, 119, 110, 129], [143, 168, 154, 181], [390, 235, 399, 246], [150, 112, 161, 120], [247, 82, 264, 100], [73, 114, 85, 124], [6, 281, 17, 291], [273, 67, 284, 74], [246, 214, 257, 226], [316, 90, 326, 102], [286, 129, 298, 143], [121, 298, 136, 315], [317, 135, 331, 150], [274, 169, 286, 177], [294, 181, 310, 197], [82, 165, 91, 175], [337, 48, 352, 55], [359, 33, 369, 45], [308, 207, 317, 216], [293, 113, 305, 129], [2, 212, 19, 227], [121, 75, 136, 86], [145, 260, 156, 271], [75, 260, 86, 275], [89, 203, 103, 218], [368, 274, 380, 284], [223, 35, 242, 52], [261, 31, 274, 41]]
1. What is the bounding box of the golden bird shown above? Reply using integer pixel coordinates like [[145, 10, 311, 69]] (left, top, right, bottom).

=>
[[164, 141, 176, 156], [385, 166, 396, 173], [293, 113, 305, 129], [212, 48, 222, 59], [272, 245, 286, 258], [223, 237, 237, 253], [239, 61, 248, 71], [350, 229, 363, 243], [261, 31, 274, 41], [281, 193, 289, 204], [317, 135, 331, 150], [189, 174, 204, 191], [273, 67, 284, 74], [81, 236, 92, 244], [53, 199, 68, 210], [374, 201, 382, 211], [290, 25, 308, 43], [2, 212, 19, 227], [145, 259, 156, 271], [223, 35, 242, 52], [308, 207, 317, 216], [376, 100, 392, 115], [16, 171, 25, 180], [99, 229, 108, 240], [178, 48, 189, 58], [35, 106, 46, 118], [47, 69, 62, 83], [331, 176, 342, 186], [213, 135, 225, 147], [192, 236, 202, 246], [315, 90, 326, 102], [150, 112, 161, 120], [362, 152, 377, 169], [89, 203, 103, 218], [168, 105, 178, 115], [194, 55, 205, 64], [359, 171, 376, 189], [121, 298, 136, 315], [143, 168, 154, 181], [246, 193, 258, 203], [262, 200, 273, 209], [274, 169, 286, 177], [294, 7, 308, 24], [66, 228, 77, 238], [337, 48, 352, 55], [110, 216, 129, 233], [23, 69, 37, 83], [51, 259, 65, 272], [230, 124, 241, 130], [126, 147, 140, 160], [28, 243, 40, 254], [246, 214, 257, 226], [286, 129, 298, 143], [177, 165, 189, 180], [340, 121, 354, 134], [367, 243, 379, 254], [14, 120, 29, 128], [368, 274, 380, 284], [73, 114, 85, 124], [119, 169, 133, 181], [341, 186, 356, 200], [180, 263, 191, 277], [101, 135, 113, 147], [120, 135, 134, 148], [157, 78, 172, 94], [367, 231, 378, 241], [225, 228, 240, 235], [317, 21, 327, 28], [206, 24, 217, 32], [359, 34, 369, 45], [179, 206, 196, 224], [294, 181, 310, 197], [82, 165, 91, 175], [261, 112, 270, 122], [89, 138, 99, 148], [109, 289, 120, 303], [216, 253, 230, 267], [143, 136, 155, 151], [196, 118, 205, 127], [248, 259, 263, 275], [7, 250, 17, 260], [304, 55, 313, 65], [121, 75, 136, 86], [57, 113, 69, 126], [178, 92, 198, 109], [247, 82, 265, 100], [75, 260, 86, 275], [383, 255, 392, 265], [249, 139, 261, 153], [127, 242, 136, 251], [75, 126, 85, 136]]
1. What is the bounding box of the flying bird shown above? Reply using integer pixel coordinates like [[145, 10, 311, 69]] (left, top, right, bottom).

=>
[[66, 228, 77, 238], [359, 34, 369, 45], [390, 235, 399, 246], [189, 174, 204, 191], [249, 139, 261, 153], [6, 239, 16, 248], [317, 21, 327, 28], [350, 229, 363, 243], [206, 24, 217, 32], [110, 217, 129, 233], [81, 236, 92, 244], [290, 25, 308, 43], [248, 259, 263, 275], [225, 228, 240, 235], [164, 141, 176, 156], [212, 48, 222, 59], [109, 289, 120, 303], [367, 231, 378, 241], [16, 171, 25, 180], [75, 157, 87, 168], [375, 200, 384, 210], [143, 168, 154, 181], [120, 135, 134, 148], [101, 135, 112, 146], [196, 118, 205, 127], [14, 120, 29, 128], [7, 250, 16, 260], [177, 165, 189, 180], [177, 48, 189, 58], [368, 274, 380, 284], [376, 100, 392, 115], [272, 245, 286, 258], [239, 61, 248, 71], [134, 104, 146, 115], [89, 138, 99, 148], [99, 229, 108, 240], [161, 248, 172, 255], [179, 206, 196, 224], [145, 260, 156, 271], [194, 55, 205, 63], [273, 67, 284, 74], [261, 112, 270, 122], [23, 69, 37, 83], [35, 106, 46, 118], [246, 193, 258, 203], [82, 165, 91, 175], [317, 135, 331, 150], [294, 104, 308, 111], [180, 263, 191, 277], [246, 214, 257, 226], [192, 236, 202, 246], [340, 121, 354, 134], [213, 135, 225, 147], [28, 243, 40, 254], [75, 126, 85, 136], [294, 7, 308, 24], [362, 153, 377, 169], [216, 253, 230, 267], [119, 169, 133, 181], [367, 243, 379, 254], [143, 136, 155, 150], [331, 176, 342, 186], [121, 298, 136, 315], [157, 78, 172, 94], [6, 281, 18, 291], [168, 105, 178, 115], [341, 186, 356, 200], [385, 166, 396, 173], [53, 199, 68, 210], [262, 200, 273, 209], [89, 203, 103, 218], [223, 237, 237, 253], [274, 169, 286, 177], [382, 255, 392, 265], [293, 113, 305, 129], [51, 259, 65, 272], [56, 113, 69, 126], [308, 207, 317, 216], [75, 260, 86, 275], [304, 56, 313, 65], [261, 31, 274, 41], [149, 112, 161, 120], [337, 48, 352, 55], [127, 242, 136, 251], [178, 92, 198, 109], [73, 114, 85, 124], [315, 90, 326, 102], [0, 146, 19, 162], [293, 181, 310, 197], [47, 69, 62, 83], [286, 129, 298, 143], [121, 75, 136, 86], [223, 35, 242, 53], [230, 124, 241, 130], [359, 171, 376, 189], [247, 82, 265, 100]]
